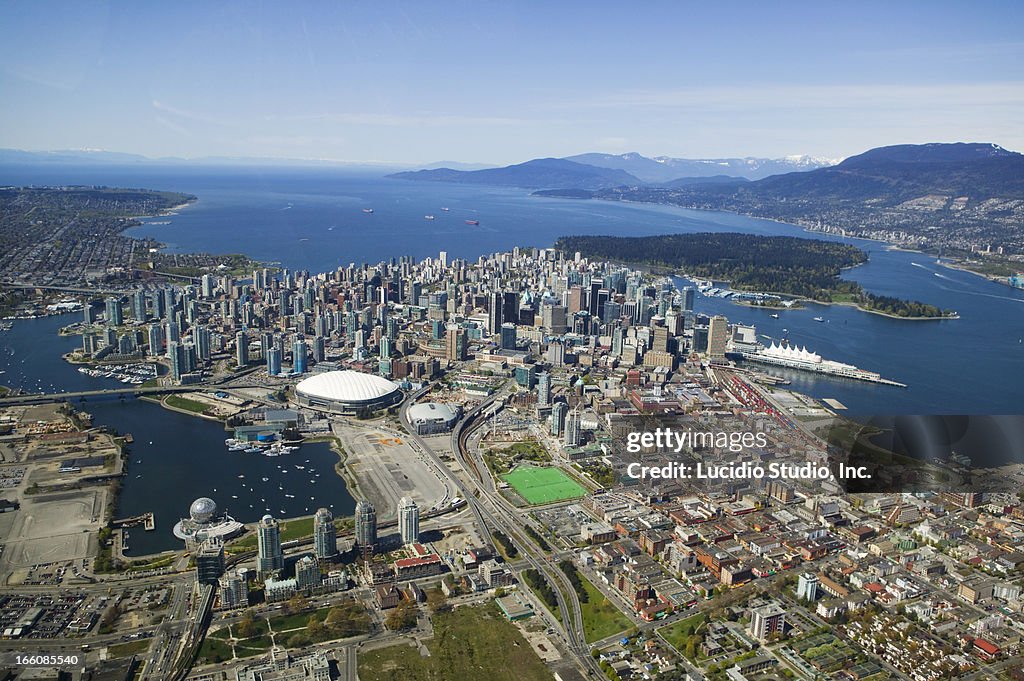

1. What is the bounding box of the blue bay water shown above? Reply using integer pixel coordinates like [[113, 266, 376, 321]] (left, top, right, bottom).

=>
[[0, 314, 355, 555], [2, 165, 1022, 417]]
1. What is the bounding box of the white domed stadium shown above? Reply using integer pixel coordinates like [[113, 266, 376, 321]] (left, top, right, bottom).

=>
[[294, 370, 403, 415]]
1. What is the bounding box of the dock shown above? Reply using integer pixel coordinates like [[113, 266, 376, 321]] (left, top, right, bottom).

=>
[[112, 511, 155, 531]]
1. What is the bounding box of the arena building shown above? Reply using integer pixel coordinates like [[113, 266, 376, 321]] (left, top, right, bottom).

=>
[[294, 370, 403, 415], [173, 497, 245, 548], [407, 402, 461, 435]]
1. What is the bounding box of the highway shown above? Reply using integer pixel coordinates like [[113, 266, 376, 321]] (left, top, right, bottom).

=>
[[400, 387, 603, 679]]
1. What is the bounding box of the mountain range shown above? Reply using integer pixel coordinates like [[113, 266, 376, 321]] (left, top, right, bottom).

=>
[[583, 143, 1024, 253], [389, 152, 836, 188], [565, 152, 836, 181]]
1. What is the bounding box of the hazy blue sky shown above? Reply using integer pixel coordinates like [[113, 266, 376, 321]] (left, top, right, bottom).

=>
[[1, 1, 1022, 164]]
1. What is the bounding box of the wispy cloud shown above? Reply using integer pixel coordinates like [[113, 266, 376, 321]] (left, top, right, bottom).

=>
[[263, 112, 532, 127], [549, 82, 1024, 112]]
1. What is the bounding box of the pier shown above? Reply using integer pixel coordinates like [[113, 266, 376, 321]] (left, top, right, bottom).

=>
[[112, 512, 155, 531]]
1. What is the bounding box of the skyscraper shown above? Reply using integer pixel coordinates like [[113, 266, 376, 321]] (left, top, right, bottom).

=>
[[398, 497, 419, 546], [236, 330, 249, 367], [166, 320, 180, 345], [537, 372, 551, 406], [542, 304, 568, 335], [195, 538, 225, 585], [547, 340, 565, 367], [131, 290, 147, 321], [266, 346, 282, 376], [681, 286, 695, 311], [445, 326, 467, 361], [201, 273, 216, 299], [488, 291, 503, 335], [502, 291, 518, 324], [293, 335, 308, 374], [551, 401, 568, 436], [147, 324, 164, 357], [500, 322, 517, 350], [796, 573, 819, 601], [256, 514, 283, 577], [707, 315, 729, 360], [105, 297, 123, 326], [564, 407, 581, 447], [588, 282, 601, 316], [355, 500, 377, 554], [193, 324, 211, 362], [313, 507, 337, 559], [168, 341, 185, 382]]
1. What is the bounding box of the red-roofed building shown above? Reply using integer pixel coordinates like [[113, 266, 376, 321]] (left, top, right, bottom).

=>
[[394, 553, 444, 579], [973, 638, 1000, 660]]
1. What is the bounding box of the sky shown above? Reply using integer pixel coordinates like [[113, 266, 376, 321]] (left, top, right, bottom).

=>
[[1, 1, 1022, 165]]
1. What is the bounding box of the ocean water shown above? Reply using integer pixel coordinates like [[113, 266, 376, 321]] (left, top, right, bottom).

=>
[[2, 163, 1022, 418]]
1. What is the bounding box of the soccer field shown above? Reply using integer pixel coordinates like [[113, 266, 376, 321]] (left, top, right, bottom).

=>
[[502, 465, 586, 504]]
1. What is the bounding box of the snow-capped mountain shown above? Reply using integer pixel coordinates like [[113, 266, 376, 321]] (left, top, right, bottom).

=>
[[566, 152, 840, 182]]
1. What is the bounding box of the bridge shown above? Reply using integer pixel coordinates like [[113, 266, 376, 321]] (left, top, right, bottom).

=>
[[0, 382, 266, 406]]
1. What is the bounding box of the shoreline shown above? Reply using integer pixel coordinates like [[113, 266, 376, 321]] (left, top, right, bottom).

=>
[[642, 263, 955, 322], [568, 194, 1021, 291]]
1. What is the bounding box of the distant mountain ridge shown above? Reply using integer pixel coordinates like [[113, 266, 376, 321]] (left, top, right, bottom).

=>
[[388, 157, 644, 190], [565, 152, 838, 181], [584, 142, 1024, 253], [390, 151, 835, 188]]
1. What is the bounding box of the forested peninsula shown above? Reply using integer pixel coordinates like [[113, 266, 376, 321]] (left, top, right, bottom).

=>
[[556, 233, 957, 319]]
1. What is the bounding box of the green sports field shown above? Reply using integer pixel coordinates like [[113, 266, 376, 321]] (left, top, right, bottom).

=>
[[502, 465, 586, 504]]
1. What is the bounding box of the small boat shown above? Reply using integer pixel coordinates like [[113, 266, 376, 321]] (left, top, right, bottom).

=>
[[285, 494, 295, 498], [231, 495, 238, 499], [440, 207, 450, 211], [237, 474, 245, 479], [813, 317, 825, 322], [261, 477, 269, 482], [424, 215, 435, 220], [465, 219, 479, 225], [362, 208, 374, 214], [770, 313, 779, 319]]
